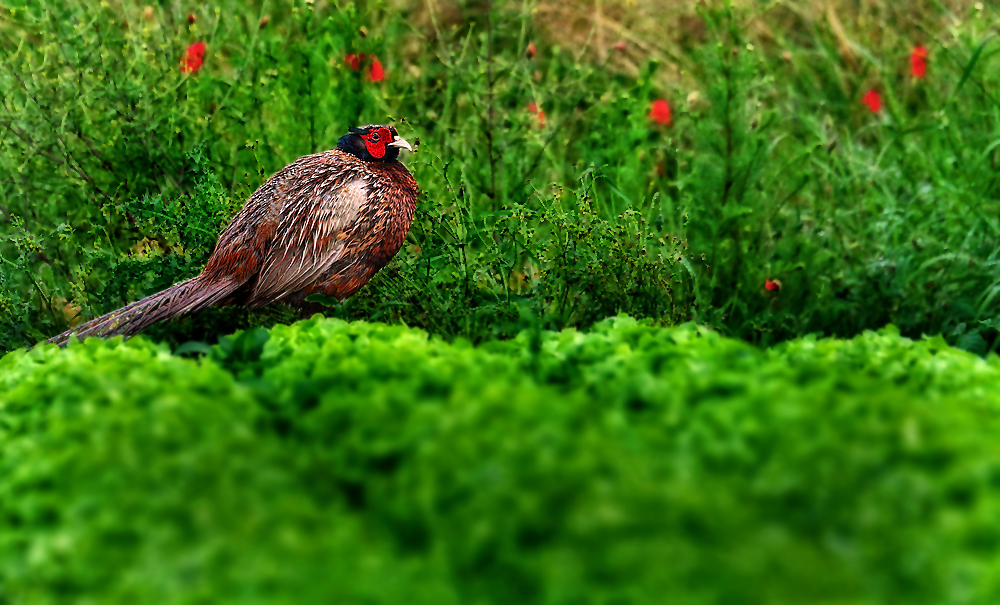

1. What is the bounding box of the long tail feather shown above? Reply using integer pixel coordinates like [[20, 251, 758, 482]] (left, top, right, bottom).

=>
[[47, 275, 240, 347]]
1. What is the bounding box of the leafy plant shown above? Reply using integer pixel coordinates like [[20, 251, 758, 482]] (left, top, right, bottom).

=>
[[5, 317, 1000, 602]]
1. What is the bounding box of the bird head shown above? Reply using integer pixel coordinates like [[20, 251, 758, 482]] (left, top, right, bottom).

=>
[[337, 125, 413, 162]]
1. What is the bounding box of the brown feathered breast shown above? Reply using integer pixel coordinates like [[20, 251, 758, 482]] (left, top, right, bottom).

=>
[[207, 149, 418, 306]]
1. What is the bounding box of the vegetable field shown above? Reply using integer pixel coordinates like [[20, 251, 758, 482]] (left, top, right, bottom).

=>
[[5, 317, 1000, 602]]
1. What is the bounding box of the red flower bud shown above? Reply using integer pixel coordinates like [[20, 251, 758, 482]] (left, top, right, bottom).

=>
[[911, 46, 928, 78], [648, 99, 672, 126], [369, 57, 384, 82], [527, 103, 544, 127], [181, 42, 206, 74], [862, 89, 881, 113]]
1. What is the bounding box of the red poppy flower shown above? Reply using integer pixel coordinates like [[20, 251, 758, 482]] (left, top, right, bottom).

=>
[[765, 279, 781, 291], [527, 42, 536, 58], [346, 54, 383, 81], [345, 53, 364, 70], [187, 13, 196, 24], [910, 46, 928, 78], [368, 57, 384, 82], [181, 42, 206, 74], [862, 89, 881, 113], [648, 99, 672, 125], [527, 102, 538, 113]]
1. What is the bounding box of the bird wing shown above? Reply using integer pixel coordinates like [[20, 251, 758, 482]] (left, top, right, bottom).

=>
[[249, 170, 370, 307]]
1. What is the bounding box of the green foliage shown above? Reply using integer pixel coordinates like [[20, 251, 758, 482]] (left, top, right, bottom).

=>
[[5, 2, 1000, 599], [3, 0, 1000, 353], [0, 0, 376, 349], [3, 317, 1000, 602]]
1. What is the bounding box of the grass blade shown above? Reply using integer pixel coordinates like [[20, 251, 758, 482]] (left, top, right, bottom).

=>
[[953, 35, 994, 97]]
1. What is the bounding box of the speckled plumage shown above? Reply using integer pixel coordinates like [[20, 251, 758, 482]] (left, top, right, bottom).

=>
[[48, 125, 417, 346]]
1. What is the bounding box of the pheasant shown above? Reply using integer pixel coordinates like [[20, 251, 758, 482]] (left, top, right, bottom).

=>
[[48, 125, 416, 346]]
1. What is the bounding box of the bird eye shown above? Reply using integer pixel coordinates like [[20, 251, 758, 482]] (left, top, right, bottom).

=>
[[369, 132, 380, 142]]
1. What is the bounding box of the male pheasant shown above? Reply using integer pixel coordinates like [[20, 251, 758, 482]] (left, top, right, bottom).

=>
[[48, 125, 417, 346]]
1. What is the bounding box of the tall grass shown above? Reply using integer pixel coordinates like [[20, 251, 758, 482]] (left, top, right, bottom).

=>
[[1, 0, 999, 352]]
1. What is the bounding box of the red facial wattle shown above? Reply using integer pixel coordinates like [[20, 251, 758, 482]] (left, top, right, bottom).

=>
[[361, 127, 392, 159]]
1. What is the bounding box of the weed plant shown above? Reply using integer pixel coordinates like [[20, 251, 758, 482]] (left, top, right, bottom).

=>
[[2, 0, 1000, 352]]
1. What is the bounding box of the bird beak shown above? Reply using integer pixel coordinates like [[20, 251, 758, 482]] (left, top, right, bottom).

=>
[[388, 136, 414, 152]]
